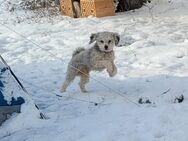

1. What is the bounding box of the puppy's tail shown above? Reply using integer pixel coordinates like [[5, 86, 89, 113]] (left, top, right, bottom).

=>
[[72, 48, 85, 57]]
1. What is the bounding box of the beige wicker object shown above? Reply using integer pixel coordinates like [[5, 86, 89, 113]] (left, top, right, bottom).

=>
[[80, 0, 115, 17], [60, 0, 74, 17], [60, 0, 115, 18]]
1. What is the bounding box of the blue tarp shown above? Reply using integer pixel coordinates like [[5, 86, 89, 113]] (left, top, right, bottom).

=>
[[0, 60, 25, 106], [0, 55, 45, 125], [0, 55, 26, 125]]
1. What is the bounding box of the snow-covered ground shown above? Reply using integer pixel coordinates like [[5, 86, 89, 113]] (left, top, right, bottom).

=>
[[1, 0, 188, 141]]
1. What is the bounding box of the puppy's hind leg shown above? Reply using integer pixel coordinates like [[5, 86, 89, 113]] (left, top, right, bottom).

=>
[[79, 74, 89, 93], [61, 71, 76, 93]]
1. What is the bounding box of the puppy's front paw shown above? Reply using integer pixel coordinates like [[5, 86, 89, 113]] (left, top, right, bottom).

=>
[[109, 66, 117, 77], [109, 71, 116, 77]]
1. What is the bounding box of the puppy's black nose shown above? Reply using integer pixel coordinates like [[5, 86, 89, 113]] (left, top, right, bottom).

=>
[[104, 45, 108, 50]]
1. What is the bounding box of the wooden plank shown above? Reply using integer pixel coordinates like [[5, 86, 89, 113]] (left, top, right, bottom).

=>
[[0, 105, 21, 125], [0, 105, 21, 114]]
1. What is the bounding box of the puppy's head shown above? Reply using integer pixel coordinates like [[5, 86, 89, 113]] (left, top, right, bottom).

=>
[[89, 32, 120, 52]]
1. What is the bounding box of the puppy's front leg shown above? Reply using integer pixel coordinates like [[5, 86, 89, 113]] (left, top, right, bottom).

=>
[[111, 62, 117, 77], [106, 61, 117, 77]]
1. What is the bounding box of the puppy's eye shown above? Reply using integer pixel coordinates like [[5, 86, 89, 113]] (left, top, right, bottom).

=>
[[100, 40, 104, 43], [108, 40, 112, 44]]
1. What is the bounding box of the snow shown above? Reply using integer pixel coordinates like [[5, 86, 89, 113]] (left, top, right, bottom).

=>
[[0, 0, 188, 140]]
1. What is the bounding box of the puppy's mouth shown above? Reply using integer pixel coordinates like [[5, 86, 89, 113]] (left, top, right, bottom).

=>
[[104, 49, 112, 52]]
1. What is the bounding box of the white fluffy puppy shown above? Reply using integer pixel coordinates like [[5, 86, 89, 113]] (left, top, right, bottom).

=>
[[61, 31, 120, 93]]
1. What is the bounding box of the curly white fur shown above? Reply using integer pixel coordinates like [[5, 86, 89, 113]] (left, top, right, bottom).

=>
[[61, 32, 120, 93]]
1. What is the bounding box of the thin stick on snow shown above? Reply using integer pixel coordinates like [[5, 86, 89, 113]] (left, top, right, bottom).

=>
[[161, 88, 171, 95]]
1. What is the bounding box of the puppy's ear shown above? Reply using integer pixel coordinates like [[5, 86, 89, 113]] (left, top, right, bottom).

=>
[[113, 33, 120, 46], [89, 33, 97, 44]]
